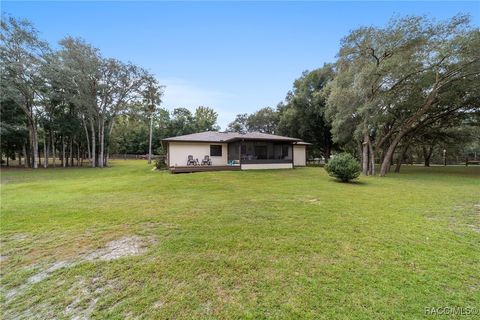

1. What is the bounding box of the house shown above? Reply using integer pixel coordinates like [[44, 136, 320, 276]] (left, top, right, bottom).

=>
[[162, 131, 310, 173]]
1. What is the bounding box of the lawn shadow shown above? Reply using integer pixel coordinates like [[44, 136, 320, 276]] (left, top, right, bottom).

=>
[[330, 178, 368, 186]]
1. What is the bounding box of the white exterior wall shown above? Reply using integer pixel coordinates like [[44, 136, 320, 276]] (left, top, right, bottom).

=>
[[241, 163, 293, 170], [168, 142, 228, 167], [293, 145, 306, 167]]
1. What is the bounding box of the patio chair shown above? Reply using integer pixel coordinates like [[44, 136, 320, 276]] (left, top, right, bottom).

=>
[[187, 155, 197, 166], [201, 155, 212, 166]]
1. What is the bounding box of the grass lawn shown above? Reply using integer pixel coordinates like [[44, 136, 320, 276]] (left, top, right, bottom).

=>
[[1, 160, 479, 319]]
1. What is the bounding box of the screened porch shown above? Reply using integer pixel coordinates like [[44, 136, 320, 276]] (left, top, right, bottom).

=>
[[228, 141, 293, 164]]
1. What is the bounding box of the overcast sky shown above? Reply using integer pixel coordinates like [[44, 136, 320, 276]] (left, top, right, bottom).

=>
[[3, 1, 479, 129]]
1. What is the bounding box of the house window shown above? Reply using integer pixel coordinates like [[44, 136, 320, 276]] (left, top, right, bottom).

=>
[[282, 145, 289, 158], [210, 145, 222, 157]]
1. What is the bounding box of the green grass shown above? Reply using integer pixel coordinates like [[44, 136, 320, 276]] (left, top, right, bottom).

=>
[[1, 161, 479, 319]]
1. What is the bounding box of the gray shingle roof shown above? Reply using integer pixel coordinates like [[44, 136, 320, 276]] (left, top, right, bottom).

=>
[[162, 131, 304, 143]]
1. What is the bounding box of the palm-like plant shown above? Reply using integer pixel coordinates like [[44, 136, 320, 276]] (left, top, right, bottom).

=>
[[142, 79, 163, 164]]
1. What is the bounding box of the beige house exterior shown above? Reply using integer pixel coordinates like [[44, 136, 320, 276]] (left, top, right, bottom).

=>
[[293, 145, 307, 167], [163, 131, 309, 173], [168, 142, 228, 167]]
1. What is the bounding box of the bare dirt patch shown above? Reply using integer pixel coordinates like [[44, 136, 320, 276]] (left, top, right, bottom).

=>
[[465, 203, 480, 233], [10, 233, 29, 241], [64, 275, 112, 320], [84, 236, 152, 261], [448, 202, 480, 235], [4, 235, 154, 302], [467, 225, 480, 233], [28, 260, 73, 284]]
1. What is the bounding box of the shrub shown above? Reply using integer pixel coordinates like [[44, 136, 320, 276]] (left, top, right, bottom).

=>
[[154, 158, 168, 170], [325, 153, 361, 182]]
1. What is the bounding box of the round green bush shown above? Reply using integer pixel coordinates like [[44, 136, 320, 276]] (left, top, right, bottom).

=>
[[325, 153, 361, 182], [154, 158, 168, 170]]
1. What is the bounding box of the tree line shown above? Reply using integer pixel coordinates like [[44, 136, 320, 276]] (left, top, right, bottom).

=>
[[109, 106, 219, 157], [1, 16, 165, 168], [0, 15, 221, 168], [227, 15, 480, 176], [2, 14, 479, 176]]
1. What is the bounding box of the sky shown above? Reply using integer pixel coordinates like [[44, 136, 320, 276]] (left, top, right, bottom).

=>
[[3, 1, 479, 129]]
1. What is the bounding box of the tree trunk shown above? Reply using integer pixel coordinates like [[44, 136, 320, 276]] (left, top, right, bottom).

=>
[[51, 133, 56, 168], [44, 129, 48, 168], [358, 142, 364, 164], [99, 118, 104, 168], [394, 156, 402, 173], [77, 142, 80, 166], [18, 152, 22, 166], [70, 137, 74, 167], [23, 144, 29, 168], [388, 151, 394, 172], [324, 145, 332, 163], [362, 133, 369, 176], [80, 145, 84, 167], [105, 141, 110, 167], [368, 140, 375, 176], [379, 132, 405, 176], [422, 146, 433, 167], [104, 121, 115, 168], [380, 144, 397, 177], [395, 144, 410, 173], [62, 136, 66, 168], [90, 119, 96, 168], [30, 123, 39, 169], [27, 144, 32, 167], [83, 120, 91, 166], [148, 114, 153, 164], [379, 87, 439, 176]]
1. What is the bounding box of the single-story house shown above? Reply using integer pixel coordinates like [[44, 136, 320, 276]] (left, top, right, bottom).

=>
[[162, 131, 310, 173]]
